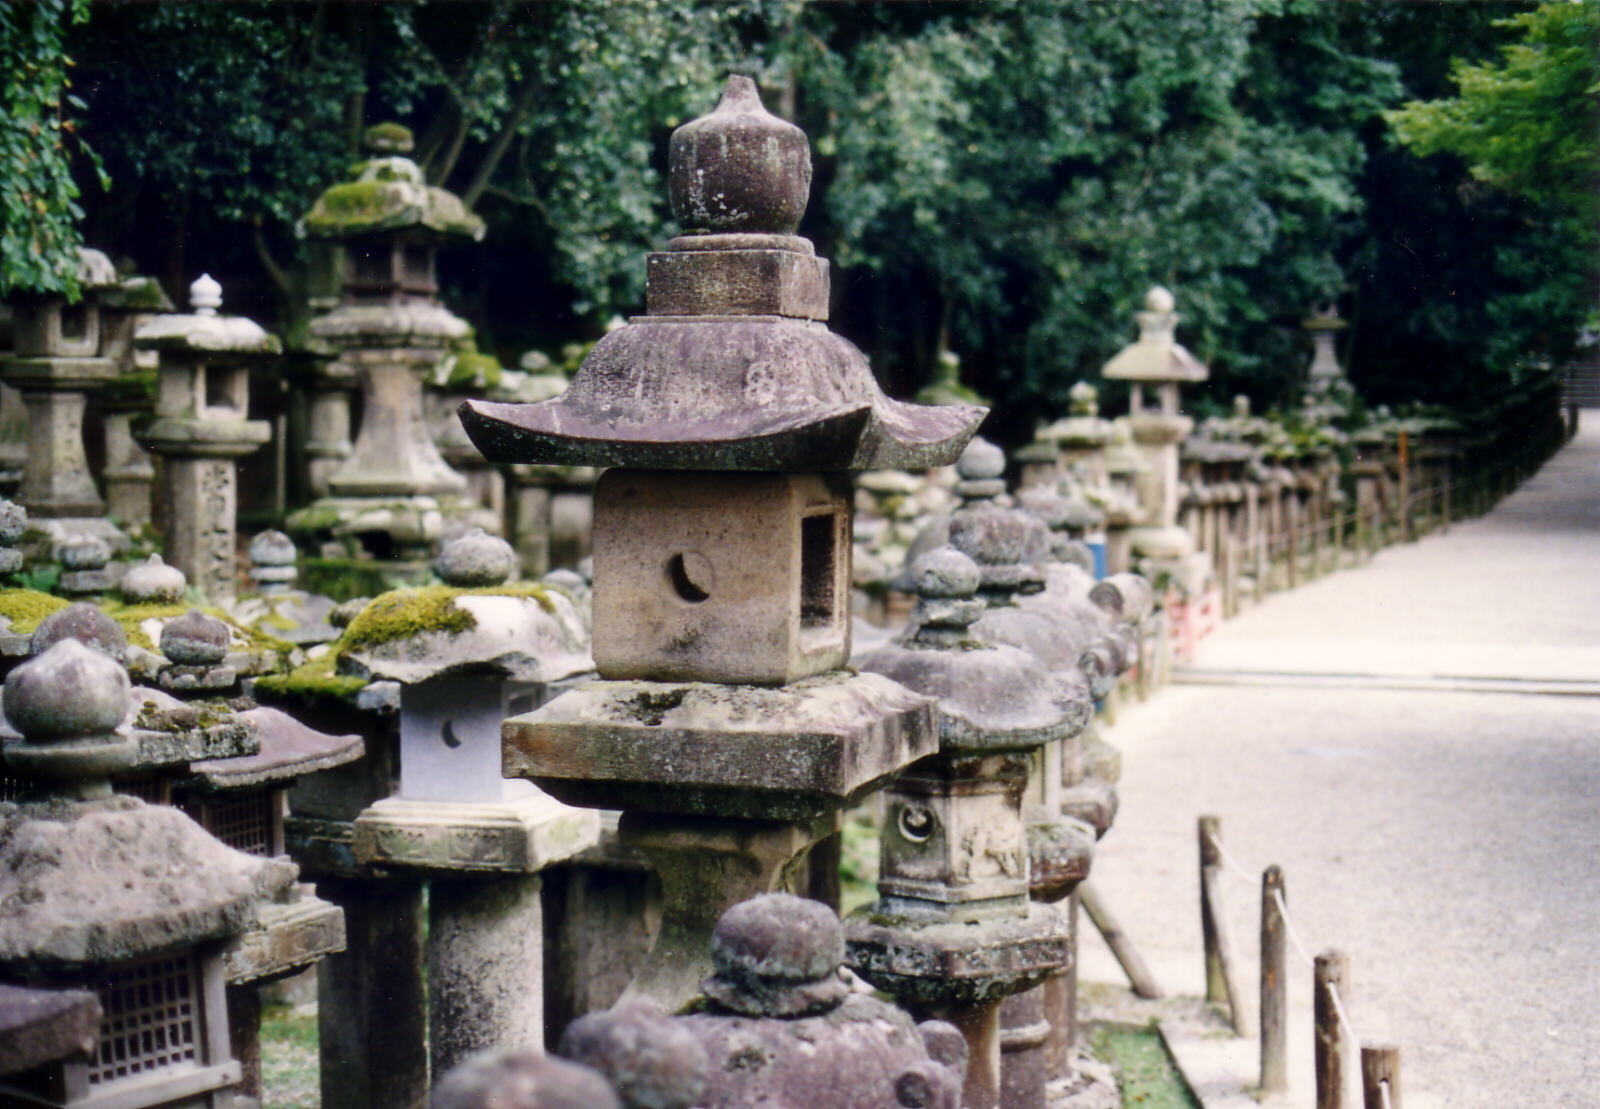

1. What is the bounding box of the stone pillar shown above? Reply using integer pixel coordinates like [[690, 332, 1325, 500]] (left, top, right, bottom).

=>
[[136, 275, 274, 602], [428, 875, 546, 1073], [317, 877, 429, 1109]]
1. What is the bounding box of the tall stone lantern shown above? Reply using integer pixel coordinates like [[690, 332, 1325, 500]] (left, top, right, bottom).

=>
[[464, 76, 983, 1011], [1101, 286, 1210, 591], [1302, 301, 1353, 424], [287, 123, 493, 563], [0, 248, 127, 554], [136, 275, 276, 602]]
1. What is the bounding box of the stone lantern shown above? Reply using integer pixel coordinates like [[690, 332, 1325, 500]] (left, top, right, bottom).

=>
[[136, 275, 276, 602], [847, 548, 1084, 1109], [1302, 301, 1353, 424], [286, 123, 494, 564], [98, 273, 175, 534], [0, 638, 296, 1109], [466, 76, 981, 1011], [1101, 287, 1210, 591], [0, 248, 127, 554], [347, 528, 598, 1078]]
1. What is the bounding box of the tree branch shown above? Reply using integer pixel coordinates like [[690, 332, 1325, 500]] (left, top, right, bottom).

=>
[[460, 76, 539, 209]]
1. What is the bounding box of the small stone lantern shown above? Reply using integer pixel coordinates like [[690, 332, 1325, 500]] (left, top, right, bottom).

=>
[[1101, 286, 1211, 591], [346, 528, 598, 1076], [1302, 301, 1354, 424], [286, 123, 494, 563], [0, 638, 296, 1109], [136, 276, 276, 602], [467, 76, 980, 1012], [0, 248, 127, 554], [848, 549, 1083, 1109]]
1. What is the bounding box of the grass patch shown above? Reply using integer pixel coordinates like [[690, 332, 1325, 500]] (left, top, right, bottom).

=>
[[1087, 1022, 1200, 1109], [261, 1002, 320, 1109], [838, 807, 880, 916]]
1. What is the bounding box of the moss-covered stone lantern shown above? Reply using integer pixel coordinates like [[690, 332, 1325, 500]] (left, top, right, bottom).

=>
[[286, 123, 494, 565], [464, 76, 983, 1011]]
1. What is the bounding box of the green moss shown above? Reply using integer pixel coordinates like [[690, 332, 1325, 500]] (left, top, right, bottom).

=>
[[340, 582, 554, 652], [296, 558, 396, 602], [253, 650, 369, 704], [1087, 1023, 1200, 1109], [363, 121, 415, 153], [444, 349, 503, 389], [0, 589, 69, 634], [97, 600, 295, 656]]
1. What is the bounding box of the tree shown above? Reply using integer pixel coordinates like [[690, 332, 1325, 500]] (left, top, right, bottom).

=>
[[0, 0, 103, 298]]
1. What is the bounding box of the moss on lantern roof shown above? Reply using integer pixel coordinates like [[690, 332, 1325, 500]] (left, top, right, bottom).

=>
[[0, 590, 70, 635], [363, 122, 415, 153], [251, 649, 370, 704], [338, 582, 554, 652], [303, 158, 485, 242]]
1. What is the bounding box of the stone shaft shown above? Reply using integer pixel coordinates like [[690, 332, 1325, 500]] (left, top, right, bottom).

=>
[[18, 385, 103, 517], [163, 456, 241, 602], [428, 874, 546, 1077]]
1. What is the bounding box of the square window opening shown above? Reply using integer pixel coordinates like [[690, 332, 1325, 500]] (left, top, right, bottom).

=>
[[60, 304, 89, 344], [800, 512, 839, 631]]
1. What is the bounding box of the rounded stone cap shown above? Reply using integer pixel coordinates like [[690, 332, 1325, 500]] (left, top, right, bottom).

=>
[[0, 498, 27, 545], [364, 121, 415, 155], [1144, 285, 1175, 313], [435, 527, 515, 587], [704, 893, 848, 1017], [668, 75, 812, 235], [190, 273, 222, 317], [956, 436, 1006, 482], [160, 609, 230, 665], [431, 1049, 622, 1109], [31, 603, 127, 663], [907, 547, 980, 600], [1068, 380, 1098, 416], [6, 639, 127, 741], [557, 1003, 708, 1109], [948, 505, 1050, 592], [1016, 486, 1072, 531], [120, 554, 187, 604], [56, 536, 109, 571]]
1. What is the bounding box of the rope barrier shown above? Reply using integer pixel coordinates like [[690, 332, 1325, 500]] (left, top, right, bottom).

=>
[[1381, 1078, 1395, 1109], [1273, 887, 1316, 969], [1325, 979, 1363, 1060]]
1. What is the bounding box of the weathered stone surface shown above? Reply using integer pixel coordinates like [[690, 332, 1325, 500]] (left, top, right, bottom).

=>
[[222, 885, 347, 985], [432, 1049, 621, 1109], [161, 608, 231, 664], [645, 248, 828, 319], [120, 553, 187, 603], [0, 983, 100, 1076], [591, 470, 850, 685], [303, 154, 485, 242], [2, 641, 131, 783], [30, 602, 126, 662], [1026, 817, 1095, 902], [1101, 286, 1207, 383], [557, 1003, 708, 1109], [427, 874, 546, 1075], [0, 795, 294, 971], [876, 766, 1031, 907], [436, 526, 517, 587], [846, 902, 1072, 1006], [189, 706, 363, 789], [703, 892, 847, 1017], [339, 585, 591, 686], [503, 669, 937, 820], [352, 793, 597, 874], [668, 77, 810, 235]]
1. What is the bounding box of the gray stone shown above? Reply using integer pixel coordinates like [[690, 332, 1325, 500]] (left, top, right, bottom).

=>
[[432, 1050, 621, 1109], [435, 526, 516, 587], [0, 983, 101, 1076], [30, 602, 126, 662], [4, 639, 128, 746], [668, 76, 810, 235], [120, 553, 187, 603], [161, 608, 231, 665], [704, 892, 848, 1017], [557, 1004, 708, 1109]]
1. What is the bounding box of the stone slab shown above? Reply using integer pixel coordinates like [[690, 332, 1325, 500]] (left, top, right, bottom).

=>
[[502, 669, 937, 820], [351, 793, 598, 874], [645, 249, 829, 319], [222, 886, 347, 986], [0, 983, 100, 1076]]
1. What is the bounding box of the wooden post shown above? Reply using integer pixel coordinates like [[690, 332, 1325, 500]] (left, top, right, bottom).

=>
[[1223, 534, 1238, 618], [1259, 866, 1288, 1095], [1396, 431, 1412, 542], [1198, 816, 1250, 1036], [1286, 497, 1301, 589], [1079, 879, 1164, 1000], [1361, 1043, 1401, 1109], [1315, 949, 1351, 1109], [1254, 527, 1268, 604], [1310, 497, 1324, 579]]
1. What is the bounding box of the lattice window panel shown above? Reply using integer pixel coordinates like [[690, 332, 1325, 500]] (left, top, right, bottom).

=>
[[0, 776, 24, 802], [195, 791, 274, 857], [88, 954, 202, 1088], [114, 772, 170, 805]]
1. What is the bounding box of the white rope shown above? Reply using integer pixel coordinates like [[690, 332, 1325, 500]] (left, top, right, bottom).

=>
[[1381, 1079, 1395, 1109], [1274, 887, 1317, 969], [1207, 830, 1258, 886], [1325, 980, 1363, 1056]]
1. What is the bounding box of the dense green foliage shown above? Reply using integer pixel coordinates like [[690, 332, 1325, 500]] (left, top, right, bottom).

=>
[[4, 0, 1589, 430], [0, 0, 101, 298]]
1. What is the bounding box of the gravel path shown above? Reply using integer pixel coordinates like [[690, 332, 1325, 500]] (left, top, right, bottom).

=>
[[1080, 420, 1600, 1108]]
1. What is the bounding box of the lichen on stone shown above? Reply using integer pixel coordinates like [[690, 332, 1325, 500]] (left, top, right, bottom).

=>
[[0, 589, 71, 635], [339, 582, 555, 652]]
